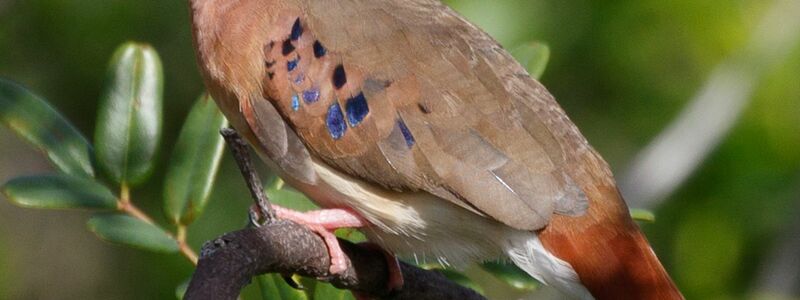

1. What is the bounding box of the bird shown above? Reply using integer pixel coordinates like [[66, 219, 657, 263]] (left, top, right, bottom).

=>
[[188, 0, 683, 299]]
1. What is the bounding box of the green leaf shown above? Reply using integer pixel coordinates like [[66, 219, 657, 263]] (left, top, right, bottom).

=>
[[256, 275, 282, 300], [175, 278, 190, 300], [256, 274, 309, 300], [630, 208, 656, 223], [334, 228, 367, 243], [163, 94, 228, 225], [2, 174, 117, 210], [511, 42, 551, 80], [0, 79, 94, 177], [87, 214, 178, 253], [434, 268, 484, 295], [480, 261, 540, 291], [266, 182, 318, 212], [94, 42, 164, 186], [312, 282, 354, 300], [0, 234, 8, 295]]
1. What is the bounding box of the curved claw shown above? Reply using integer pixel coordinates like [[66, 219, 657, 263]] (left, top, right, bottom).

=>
[[249, 204, 265, 227]]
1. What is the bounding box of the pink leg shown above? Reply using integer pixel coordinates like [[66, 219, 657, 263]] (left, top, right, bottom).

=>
[[271, 206, 368, 229], [266, 205, 369, 274]]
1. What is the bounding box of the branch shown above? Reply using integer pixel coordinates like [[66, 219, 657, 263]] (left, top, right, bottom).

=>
[[220, 128, 276, 222], [184, 219, 486, 300], [185, 128, 484, 299]]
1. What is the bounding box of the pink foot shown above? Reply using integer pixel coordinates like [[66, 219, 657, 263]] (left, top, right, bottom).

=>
[[266, 205, 369, 274]]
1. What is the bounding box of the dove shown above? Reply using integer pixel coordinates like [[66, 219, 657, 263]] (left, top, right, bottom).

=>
[[188, 0, 683, 298]]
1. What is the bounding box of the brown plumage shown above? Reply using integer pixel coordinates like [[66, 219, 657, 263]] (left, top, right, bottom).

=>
[[189, 0, 683, 299]]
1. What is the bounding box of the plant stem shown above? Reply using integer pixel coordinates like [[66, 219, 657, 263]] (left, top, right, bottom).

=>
[[120, 183, 131, 204], [177, 225, 199, 265], [119, 200, 156, 225], [180, 240, 199, 265], [116, 185, 198, 265]]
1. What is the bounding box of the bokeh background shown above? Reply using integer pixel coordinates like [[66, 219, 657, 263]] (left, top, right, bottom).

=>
[[1, 0, 799, 299]]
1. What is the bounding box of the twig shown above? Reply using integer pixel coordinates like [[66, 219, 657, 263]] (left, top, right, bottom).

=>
[[220, 128, 276, 222], [177, 225, 200, 264], [117, 185, 199, 264]]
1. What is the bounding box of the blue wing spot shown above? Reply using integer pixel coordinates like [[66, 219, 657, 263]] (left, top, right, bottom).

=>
[[313, 40, 327, 58], [291, 94, 300, 111], [326, 102, 347, 140], [397, 119, 415, 148], [287, 58, 299, 72], [293, 74, 304, 84], [345, 92, 369, 127], [290, 18, 303, 41], [303, 88, 320, 104], [332, 65, 347, 89]]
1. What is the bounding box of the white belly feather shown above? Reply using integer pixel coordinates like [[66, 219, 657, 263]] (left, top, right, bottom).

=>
[[280, 159, 593, 299]]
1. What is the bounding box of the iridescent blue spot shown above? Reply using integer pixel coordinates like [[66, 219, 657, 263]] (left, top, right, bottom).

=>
[[287, 58, 299, 72], [291, 94, 300, 111], [294, 74, 304, 84], [326, 103, 347, 140], [303, 89, 320, 104], [313, 40, 327, 58], [290, 18, 303, 41], [345, 92, 369, 127], [397, 119, 415, 148]]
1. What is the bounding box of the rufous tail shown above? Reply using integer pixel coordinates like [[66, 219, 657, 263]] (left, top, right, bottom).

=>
[[540, 186, 684, 299]]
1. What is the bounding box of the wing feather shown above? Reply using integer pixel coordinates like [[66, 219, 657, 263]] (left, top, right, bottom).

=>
[[256, 0, 587, 230]]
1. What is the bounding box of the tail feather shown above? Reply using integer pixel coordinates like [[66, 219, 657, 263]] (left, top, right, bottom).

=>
[[507, 233, 594, 299], [539, 186, 684, 299]]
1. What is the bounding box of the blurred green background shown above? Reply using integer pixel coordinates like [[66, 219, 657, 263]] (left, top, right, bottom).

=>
[[1, 0, 799, 299]]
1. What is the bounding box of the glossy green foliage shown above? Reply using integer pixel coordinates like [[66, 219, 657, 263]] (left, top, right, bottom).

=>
[[87, 214, 179, 253], [253, 274, 355, 300], [512, 42, 550, 80], [630, 208, 656, 223], [94, 42, 164, 186], [435, 268, 485, 295], [0, 79, 94, 177], [175, 278, 190, 300], [310, 282, 355, 300], [163, 94, 228, 225], [257, 274, 308, 300], [2, 174, 116, 210]]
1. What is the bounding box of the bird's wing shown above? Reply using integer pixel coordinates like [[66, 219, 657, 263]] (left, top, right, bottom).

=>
[[251, 0, 588, 230]]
